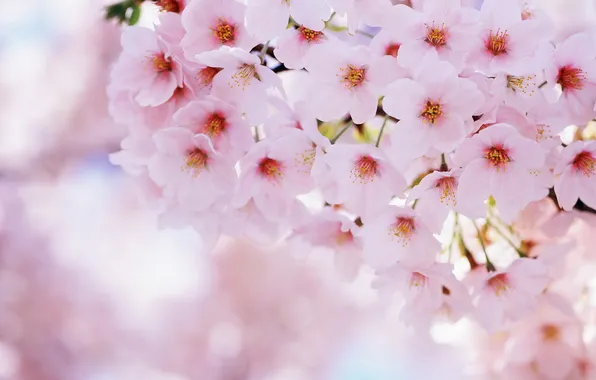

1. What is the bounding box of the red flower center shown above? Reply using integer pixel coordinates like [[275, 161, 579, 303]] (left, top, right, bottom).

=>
[[390, 216, 416, 244], [436, 176, 457, 206], [184, 148, 209, 176], [487, 273, 510, 296], [152, 53, 172, 72], [258, 157, 284, 181], [557, 65, 586, 92], [155, 0, 182, 13], [196, 66, 222, 87], [298, 27, 324, 43], [485, 145, 511, 170], [340, 65, 366, 89], [202, 113, 227, 138], [420, 100, 443, 124], [385, 43, 401, 57], [212, 19, 236, 44], [351, 155, 378, 183], [485, 29, 508, 56], [425, 23, 448, 48], [409, 272, 428, 288], [541, 324, 560, 341], [572, 150, 596, 177]]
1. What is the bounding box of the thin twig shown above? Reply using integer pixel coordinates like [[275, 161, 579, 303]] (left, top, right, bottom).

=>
[[472, 221, 496, 272], [329, 122, 353, 144], [375, 116, 389, 147]]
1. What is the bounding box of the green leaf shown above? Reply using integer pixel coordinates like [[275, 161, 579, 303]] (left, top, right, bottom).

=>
[[128, 4, 141, 25]]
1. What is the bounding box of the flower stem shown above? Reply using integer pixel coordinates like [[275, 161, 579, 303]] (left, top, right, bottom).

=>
[[329, 122, 352, 144], [375, 116, 389, 147], [486, 219, 527, 257], [473, 221, 496, 272]]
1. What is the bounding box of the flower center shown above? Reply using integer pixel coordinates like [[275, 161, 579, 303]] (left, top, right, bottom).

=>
[[212, 19, 236, 44], [389, 216, 415, 245], [485, 29, 508, 56], [385, 43, 401, 57], [152, 53, 172, 72], [184, 148, 209, 176], [339, 65, 366, 89], [202, 113, 227, 138], [436, 176, 457, 206], [541, 324, 560, 341], [572, 151, 596, 177], [420, 100, 443, 124], [336, 229, 354, 246], [487, 273, 511, 296], [155, 0, 181, 12], [230, 64, 260, 89], [506, 74, 537, 95], [425, 23, 448, 48], [351, 155, 378, 183], [485, 145, 510, 170], [298, 27, 324, 43], [557, 65, 586, 92], [196, 66, 222, 87], [409, 272, 428, 288], [258, 157, 284, 181]]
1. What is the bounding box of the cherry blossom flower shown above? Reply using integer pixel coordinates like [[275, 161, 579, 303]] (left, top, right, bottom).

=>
[[471, 258, 551, 332], [383, 55, 484, 159], [374, 261, 470, 328], [148, 128, 237, 212], [320, 144, 406, 221], [245, 0, 332, 42], [467, 0, 552, 75], [544, 31, 596, 124], [291, 209, 363, 280], [172, 95, 253, 159], [392, 0, 481, 69], [194, 46, 285, 124], [274, 26, 328, 70], [180, 0, 257, 59], [360, 206, 441, 270], [554, 140, 596, 211], [111, 26, 184, 107], [408, 170, 460, 232], [304, 40, 402, 124], [453, 123, 548, 222]]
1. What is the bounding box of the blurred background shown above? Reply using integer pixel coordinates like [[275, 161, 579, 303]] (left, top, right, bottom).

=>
[[0, 0, 595, 379]]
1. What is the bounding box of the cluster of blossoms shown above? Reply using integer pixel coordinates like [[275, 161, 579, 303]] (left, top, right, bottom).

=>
[[109, 0, 596, 376]]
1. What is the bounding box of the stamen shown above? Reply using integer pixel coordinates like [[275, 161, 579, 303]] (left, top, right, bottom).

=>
[[484, 145, 510, 171], [487, 273, 511, 296], [420, 100, 443, 124], [572, 151, 596, 177], [151, 53, 172, 73], [258, 157, 284, 181], [485, 29, 508, 56], [436, 176, 457, 206], [298, 27, 324, 43], [506, 74, 537, 96], [230, 64, 259, 90], [339, 65, 366, 89], [541, 324, 560, 341], [350, 155, 378, 183], [196, 67, 222, 87], [212, 19, 236, 44], [183, 148, 209, 176], [425, 23, 448, 48], [202, 113, 227, 138], [389, 216, 415, 246], [155, 0, 181, 13], [557, 65, 586, 92]]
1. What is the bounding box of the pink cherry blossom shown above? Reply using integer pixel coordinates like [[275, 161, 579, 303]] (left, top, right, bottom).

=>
[[172, 95, 253, 159], [471, 258, 551, 332], [360, 206, 441, 270], [320, 143, 406, 221], [467, 0, 552, 75], [374, 261, 470, 328], [274, 26, 328, 70], [544, 31, 596, 124], [180, 0, 256, 59], [392, 0, 481, 69], [408, 170, 460, 232], [304, 40, 402, 124], [453, 123, 548, 222], [194, 46, 285, 125], [111, 26, 184, 107], [245, 0, 331, 42], [291, 209, 363, 280], [554, 140, 596, 211], [383, 54, 484, 159], [148, 128, 237, 212]]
